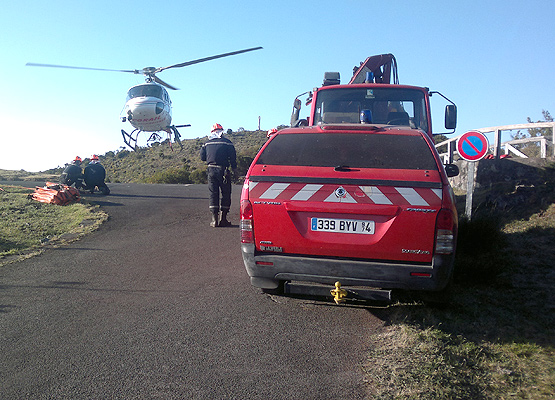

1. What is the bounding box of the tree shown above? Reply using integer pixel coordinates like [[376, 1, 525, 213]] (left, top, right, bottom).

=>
[[510, 110, 552, 157], [527, 110, 553, 141]]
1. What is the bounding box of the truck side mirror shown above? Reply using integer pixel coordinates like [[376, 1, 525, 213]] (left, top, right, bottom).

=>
[[444, 163, 459, 177], [445, 105, 457, 130], [290, 98, 301, 126]]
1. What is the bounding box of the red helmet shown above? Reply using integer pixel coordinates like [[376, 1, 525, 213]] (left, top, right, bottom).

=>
[[73, 156, 82, 163], [91, 154, 99, 161], [267, 128, 278, 138], [211, 123, 223, 132]]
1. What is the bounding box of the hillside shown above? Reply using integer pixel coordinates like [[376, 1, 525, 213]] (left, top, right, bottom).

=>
[[93, 129, 268, 184], [0, 130, 268, 185]]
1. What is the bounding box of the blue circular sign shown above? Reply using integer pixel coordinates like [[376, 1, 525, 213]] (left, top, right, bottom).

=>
[[456, 131, 489, 161]]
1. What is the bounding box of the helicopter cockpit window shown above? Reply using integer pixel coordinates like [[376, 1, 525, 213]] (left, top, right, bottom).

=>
[[126, 85, 164, 101]]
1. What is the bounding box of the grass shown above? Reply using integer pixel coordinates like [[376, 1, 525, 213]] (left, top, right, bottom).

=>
[[0, 185, 108, 266], [364, 204, 555, 399], [365, 324, 553, 399], [0, 168, 58, 182]]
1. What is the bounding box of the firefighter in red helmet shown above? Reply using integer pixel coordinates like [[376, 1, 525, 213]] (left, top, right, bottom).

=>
[[200, 123, 237, 227], [60, 156, 84, 188], [84, 155, 110, 195]]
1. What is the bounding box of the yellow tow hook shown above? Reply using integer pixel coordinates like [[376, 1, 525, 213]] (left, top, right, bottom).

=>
[[330, 281, 348, 305]]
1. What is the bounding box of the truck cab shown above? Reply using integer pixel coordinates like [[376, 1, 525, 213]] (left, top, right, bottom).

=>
[[290, 54, 457, 137]]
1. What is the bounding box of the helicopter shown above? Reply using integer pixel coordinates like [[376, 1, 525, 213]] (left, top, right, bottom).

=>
[[26, 46, 263, 150]]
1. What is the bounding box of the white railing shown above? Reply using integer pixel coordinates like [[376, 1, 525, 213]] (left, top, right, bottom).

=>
[[435, 122, 555, 163]]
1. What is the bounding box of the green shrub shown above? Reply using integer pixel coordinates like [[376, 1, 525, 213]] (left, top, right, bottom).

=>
[[116, 150, 130, 159], [147, 168, 191, 184], [189, 169, 207, 184]]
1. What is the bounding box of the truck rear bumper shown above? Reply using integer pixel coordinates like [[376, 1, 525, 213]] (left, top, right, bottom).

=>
[[241, 244, 454, 292]]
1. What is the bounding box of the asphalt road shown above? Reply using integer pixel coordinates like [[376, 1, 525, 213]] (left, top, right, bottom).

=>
[[1, 183, 386, 399]]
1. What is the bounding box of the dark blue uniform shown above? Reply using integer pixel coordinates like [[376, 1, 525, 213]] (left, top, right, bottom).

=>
[[60, 163, 83, 188], [84, 162, 110, 195], [200, 136, 237, 225]]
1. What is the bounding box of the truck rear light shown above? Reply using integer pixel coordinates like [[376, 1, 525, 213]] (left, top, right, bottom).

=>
[[240, 199, 254, 244], [255, 261, 274, 266], [435, 208, 455, 254], [410, 272, 432, 277]]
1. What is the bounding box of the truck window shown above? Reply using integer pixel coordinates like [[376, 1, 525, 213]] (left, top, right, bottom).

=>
[[314, 88, 429, 133], [257, 133, 438, 170]]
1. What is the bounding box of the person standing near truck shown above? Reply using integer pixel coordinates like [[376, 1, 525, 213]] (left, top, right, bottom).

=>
[[200, 123, 237, 227]]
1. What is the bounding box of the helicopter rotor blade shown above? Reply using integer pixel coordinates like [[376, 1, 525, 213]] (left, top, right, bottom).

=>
[[26, 62, 139, 74], [153, 75, 179, 91], [156, 46, 263, 73]]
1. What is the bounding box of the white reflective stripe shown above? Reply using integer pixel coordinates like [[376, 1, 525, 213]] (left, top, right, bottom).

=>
[[324, 191, 357, 203], [396, 187, 429, 206], [365, 186, 393, 205], [291, 184, 323, 201], [204, 141, 235, 146], [260, 183, 290, 199], [431, 188, 443, 200], [249, 181, 258, 191]]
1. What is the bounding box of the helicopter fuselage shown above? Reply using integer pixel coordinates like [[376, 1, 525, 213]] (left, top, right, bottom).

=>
[[122, 83, 172, 132]]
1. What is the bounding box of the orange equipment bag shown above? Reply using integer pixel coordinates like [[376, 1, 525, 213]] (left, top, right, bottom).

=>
[[30, 182, 81, 205]]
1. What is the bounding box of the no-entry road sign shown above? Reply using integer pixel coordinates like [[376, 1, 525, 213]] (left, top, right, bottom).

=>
[[456, 131, 489, 161]]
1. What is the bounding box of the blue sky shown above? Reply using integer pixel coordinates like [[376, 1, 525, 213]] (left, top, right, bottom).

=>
[[1, 0, 553, 171]]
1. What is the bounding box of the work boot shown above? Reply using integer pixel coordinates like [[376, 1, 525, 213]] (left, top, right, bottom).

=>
[[219, 211, 231, 227], [210, 211, 219, 228]]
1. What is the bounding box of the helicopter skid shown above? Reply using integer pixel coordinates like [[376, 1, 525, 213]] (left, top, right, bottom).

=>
[[121, 124, 189, 151], [121, 128, 140, 151]]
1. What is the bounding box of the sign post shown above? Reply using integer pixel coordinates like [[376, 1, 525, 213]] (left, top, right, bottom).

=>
[[456, 131, 489, 219]]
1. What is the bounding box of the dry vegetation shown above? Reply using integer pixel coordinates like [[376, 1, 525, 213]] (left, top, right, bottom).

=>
[[0, 185, 108, 267], [100, 129, 268, 184], [364, 160, 555, 399]]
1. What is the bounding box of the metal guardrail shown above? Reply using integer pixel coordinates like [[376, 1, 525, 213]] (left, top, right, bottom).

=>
[[435, 122, 555, 163]]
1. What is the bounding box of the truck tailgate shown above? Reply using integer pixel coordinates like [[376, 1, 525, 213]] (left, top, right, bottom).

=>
[[248, 177, 443, 263]]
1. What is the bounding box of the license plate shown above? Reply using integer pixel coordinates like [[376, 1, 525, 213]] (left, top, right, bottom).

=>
[[311, 217, 375, 234]]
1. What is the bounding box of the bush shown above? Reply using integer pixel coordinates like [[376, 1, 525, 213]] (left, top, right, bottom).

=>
[[237, 155, 254, 177], [117, 150, 130, 159], [147, 168, 191, 184], [189, 169, 207, 184]]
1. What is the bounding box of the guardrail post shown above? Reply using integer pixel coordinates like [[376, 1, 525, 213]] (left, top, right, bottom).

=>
[[465, 161, 475, 220], [493, 128, 502, 159]]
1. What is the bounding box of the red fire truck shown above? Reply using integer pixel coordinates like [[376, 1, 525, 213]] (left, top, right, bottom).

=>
[[241, 54, 459, 304]]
